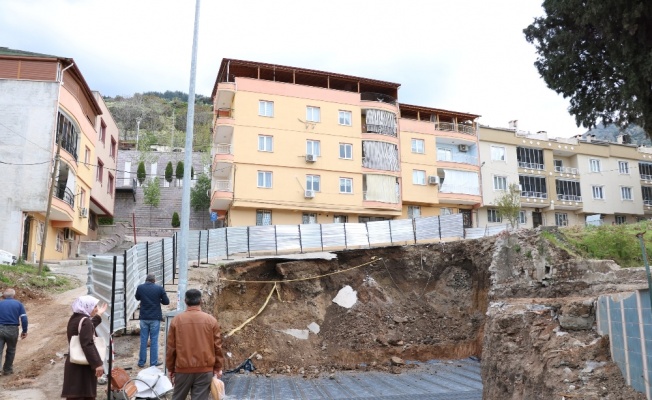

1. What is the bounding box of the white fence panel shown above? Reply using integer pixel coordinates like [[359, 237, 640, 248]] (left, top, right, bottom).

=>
[[415, 216, 440, 241], [162, 237, 174, 284], [125, 247, 140, 319], [300, 224, 322, 250], [208, 229, 226, 258], [249, 226, 277, 252], [345, 223, 369, 247], [322, 223, 346, 249], [464, 227, 486, 239], [226, 227, 249, 254], [440, 214, 464, 238], [390, 219, 414, 243], [367, 221, 392, 245], [276, 225, 301, 252]]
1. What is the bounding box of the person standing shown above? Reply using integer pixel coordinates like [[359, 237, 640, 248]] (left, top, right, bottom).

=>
[[166, 289, 224, 400], [135, 273, 170, 368], [61, 295, 107, 399], [0, 288, 27, 376]]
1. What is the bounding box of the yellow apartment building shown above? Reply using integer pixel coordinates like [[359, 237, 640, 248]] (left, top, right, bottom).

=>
[[210, 59, 481, 228]]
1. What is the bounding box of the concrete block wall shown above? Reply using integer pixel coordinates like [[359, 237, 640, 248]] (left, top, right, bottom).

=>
[[597, 289, 652, 399]]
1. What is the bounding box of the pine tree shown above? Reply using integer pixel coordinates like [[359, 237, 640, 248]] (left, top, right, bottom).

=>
[[137, 161, 146, 185]]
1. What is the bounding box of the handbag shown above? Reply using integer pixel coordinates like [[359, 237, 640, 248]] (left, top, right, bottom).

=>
[[111, 367, 138, 398], [210, 376, 225, 400], [69, 317, 106, 365]]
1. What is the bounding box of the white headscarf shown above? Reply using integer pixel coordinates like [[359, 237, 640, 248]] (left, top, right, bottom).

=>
[[71, 295, 99, 316]]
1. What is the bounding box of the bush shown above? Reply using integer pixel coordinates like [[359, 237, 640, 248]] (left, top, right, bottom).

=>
[[98, 217, 114, 225], [171, 212, 180, 228]]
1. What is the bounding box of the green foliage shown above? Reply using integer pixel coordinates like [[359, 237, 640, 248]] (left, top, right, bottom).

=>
[[143, 177, 161, 208], [0, 261, 74, 291], [191, 173, 211, 212], [514, 244, 521, 253], [524, 1, 652, 134], [493, 183, 521, 228], [525, 250, 532, 259], [586, 123, 651, 146], [137, 162, 146, 185], [165, 162, 174, 183], [191, 166, 195, 180], [171, 212, 180, 228], [98, 217, 114, 225], [175, 161, 184, 180]]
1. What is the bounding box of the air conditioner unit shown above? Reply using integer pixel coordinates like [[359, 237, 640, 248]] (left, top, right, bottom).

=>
[[458, 144, 469, 152], [79, 207, 88, 218], [428, 176, 440, 185], [64, 228, 75, 241], [305, 154, 316, 162], [304, 190, 315, 198]]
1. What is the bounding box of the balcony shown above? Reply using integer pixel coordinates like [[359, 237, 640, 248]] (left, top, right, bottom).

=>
[[521, 191, 548, 199], [210, 180, 234, 210], [557, 194, 582, 202], [519, 162, 545, 170], [645, 199, 652, 206], [215, 108, 233, 119], [555, 166, 578, 175], [214, 81, 236, 110], [360, 92, 397, 106], [641, 174, 652, 181], [55, 187, 75, 208], [434, 122, 476, 136], [437, 154, 478, 166]]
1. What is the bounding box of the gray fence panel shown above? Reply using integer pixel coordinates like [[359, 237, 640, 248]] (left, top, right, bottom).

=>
[[464, 227, 485, 239], [345, 223, 368, 247], [208, 229, 226, 258], [125, 246, 140, 319], [367, 220, 392, 245], [249, 226, 277, 252], [486, 224, 509, 236], [226, 227, 249, 254], [163, 237, 174, 284], [322, 223, 346, 249], [440, 214, 464, 238], [187, 230, 202, 262], [88, 255, 126, 333], [276, 225, 301, 252], [300, 224, 322, 250], [390, 219, 414, 243], [415, 216, 440, 241], [136, 242, 148, 280], [148, 240, 164, 283]]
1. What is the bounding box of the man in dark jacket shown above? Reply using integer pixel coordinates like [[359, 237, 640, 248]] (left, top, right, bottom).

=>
[[166, 289, 224, 400], [135, 273, 170, 368], [0, 288, 27, 375]]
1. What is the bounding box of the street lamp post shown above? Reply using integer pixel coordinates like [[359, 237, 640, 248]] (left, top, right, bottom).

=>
[[135, 117, 142, 150]]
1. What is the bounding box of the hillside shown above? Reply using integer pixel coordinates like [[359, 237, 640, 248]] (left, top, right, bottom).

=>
[[585, 123, 651, 146]]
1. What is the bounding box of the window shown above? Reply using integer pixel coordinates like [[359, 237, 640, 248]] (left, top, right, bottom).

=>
[[56, 230, 64, 252], [306, 140, 321, 156], [339, 143, 352, 159], [491, 146, 506, 161], [487, 209, 502, 223], [555, 213, 568, 226], [412, 170, 426, 185], [257, 171, 272, 188], [107, 173, 114, 196], [518, 210, 526, 225], [96, 159, 104, 183], [84, 147, 90, 166], [339, 178, 353, 194], [411, 139, 425, 154], [554, 159, 563, 171], [258, 135, 273, 152], [333, 215, 348, 223], [589, 158, 602, 172], [437, 147, 452, 161], [306, 106, 321, 122], [517, 147, 545, 169], [258, 100, 274, 117], [99, 119, 106, 144], [408, 205, 421, 218], [592, 185, 604, 199], [338, 110, 352, 126], [618, 161, 630, 174], [306, 175, 321, 192], [36, 222, 44, 245], [440, 207, 453, 216], [256, 210, 272, 226], [615, 215, 626, 225], [302, 213, 318, 224], [621, 186, 633, 200], [493, 175, 507, 191], [110, 137, 117, 159]]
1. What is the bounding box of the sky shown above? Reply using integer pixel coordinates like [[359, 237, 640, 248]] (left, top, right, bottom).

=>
[[0, 0, 587, 138]]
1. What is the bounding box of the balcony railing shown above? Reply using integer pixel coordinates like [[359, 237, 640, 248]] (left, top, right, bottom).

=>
[[216, 108, 233, 119], [555, 166, 578, 174], [521, 191, 548, 199], [360, 92, 397, 106], [216, 144, 233, 155], [362, 191, 401, 203], [438, 154, 478, 165], [215, 180, 233, 192], [439, 185, 480, 195], [55, 187, 75, 208], [644, 199, 652, 206], [434, 122, 476, 136], [518, 161, 545, 170], [557, 194, 582, 202], [641, 174, 652, 180]]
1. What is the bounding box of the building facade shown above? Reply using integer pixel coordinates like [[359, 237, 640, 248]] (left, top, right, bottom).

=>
[[478, 126, 647, 228], [210, 59, 481, 227], [0, 47, 117, 261]]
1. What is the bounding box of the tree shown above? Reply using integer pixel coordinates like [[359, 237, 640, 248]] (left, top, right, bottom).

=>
[[175, 161, 184, 186], [493, 183, 521, 229], [191, 173, 211, 211], [171, 212, 180, 228], [165, 161, 173, 184], [137, 161, 146, 185], [524, 1, 652, 135], [143, 177, 161, 227]]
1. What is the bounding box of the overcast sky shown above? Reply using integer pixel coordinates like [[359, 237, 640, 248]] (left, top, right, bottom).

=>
[[0, 0, 586, 137]]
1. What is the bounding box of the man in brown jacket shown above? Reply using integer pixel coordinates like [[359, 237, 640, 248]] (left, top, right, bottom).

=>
[[166, 289, 224, 400]]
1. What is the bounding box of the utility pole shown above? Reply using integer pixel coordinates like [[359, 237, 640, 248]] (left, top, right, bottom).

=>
[[177, 0, 201, 310], [38, 135, 62, 274]]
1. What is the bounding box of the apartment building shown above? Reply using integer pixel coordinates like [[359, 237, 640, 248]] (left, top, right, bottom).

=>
[[0, 47, 117, 261], [478, 126, 646, 228], [210, 59, 481, 227]]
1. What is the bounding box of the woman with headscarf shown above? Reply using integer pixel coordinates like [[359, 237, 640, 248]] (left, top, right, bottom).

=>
[[61, 295, 108, 400]]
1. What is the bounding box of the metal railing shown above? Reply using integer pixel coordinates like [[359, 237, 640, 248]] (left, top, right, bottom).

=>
[[215, 180, 233, 192], [216, 108, 233, 118], [518, 161, 545, 170], [434, 122, 476, 136], [438, 154, 478, 165], [557, 193, 582, 202], [215, 144, 232, 155], [555, 166, 578, 174], [644, 199, 652, 206], [641, 174, 652, 181], [362, 191, 401, 203], [55, 187, 75, 208], [439, 185, 480, 195], [360, 92, 397, 106], [521, 191, 548, 199]]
